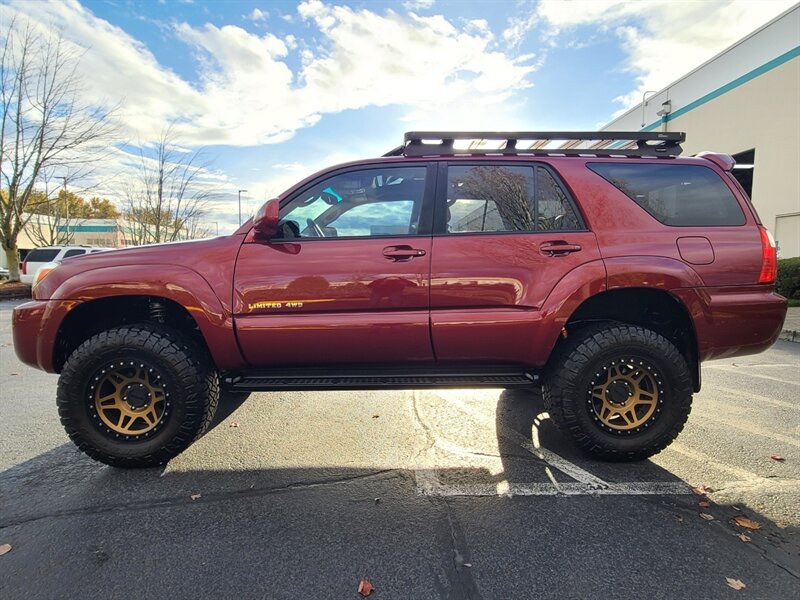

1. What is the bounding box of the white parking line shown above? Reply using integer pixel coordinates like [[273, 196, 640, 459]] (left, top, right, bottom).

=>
[[705, 365, 800, 386], [711, 386, 800, 411], [412, 390, 797, 498], [693, 411, 800, 448], [416, 479, 692, 497], [439, 394, 609, 489]]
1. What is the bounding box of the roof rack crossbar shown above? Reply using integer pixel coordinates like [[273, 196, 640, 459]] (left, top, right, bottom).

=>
[[385, 131, 685, 158]]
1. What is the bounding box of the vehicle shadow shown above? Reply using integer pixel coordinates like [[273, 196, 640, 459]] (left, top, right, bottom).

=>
[[0, 391, 797, 600]]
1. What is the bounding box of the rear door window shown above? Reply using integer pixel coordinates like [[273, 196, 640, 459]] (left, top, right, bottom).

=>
[[588, 163, 745, 226], [25, 249, 59, 263], [63, 249, 86, 258], [443, 164, 583, 233]]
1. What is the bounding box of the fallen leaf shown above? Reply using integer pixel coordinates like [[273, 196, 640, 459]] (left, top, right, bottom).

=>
[[731, 363, 739, 367], [776, 522, 788, 529], [725, 578, 746, 590], [770, 454, 785, 462], [372, 414, 379, 419], [374, 498, 380, 504], [463, 563, 472, 568], [692, 484, 714, 496], [700, 513, 715, 521], [190, 494, 201, 501], [698, 501, 711, 508], [676, 516, 684, 523], [358, 579, 375, 597], [734, 515, 761, 530], [0, 543, 11, 556], [737, 533, 751, 542], [229, 422, 240, 428]]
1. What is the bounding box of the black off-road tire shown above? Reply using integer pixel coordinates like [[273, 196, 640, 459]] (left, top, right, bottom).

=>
[[543, 323, 692, 461], [57, 324, 219, 468]]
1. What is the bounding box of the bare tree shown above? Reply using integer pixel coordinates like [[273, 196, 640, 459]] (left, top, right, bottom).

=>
[[122, 126, 214, 245], [0, 19, 116, 280]]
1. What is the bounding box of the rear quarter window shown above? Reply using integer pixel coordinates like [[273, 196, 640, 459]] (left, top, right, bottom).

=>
[[588, 163, 745, 226], [25, 249, 60, 262]]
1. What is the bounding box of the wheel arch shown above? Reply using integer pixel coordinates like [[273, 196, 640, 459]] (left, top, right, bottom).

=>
[[562, 288, 700, 392], [39, 264, 244, 374], [53, 295, 209, 372]]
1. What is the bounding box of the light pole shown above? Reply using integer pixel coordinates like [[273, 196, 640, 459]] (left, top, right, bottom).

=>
[[238, 189, 248, 225], [59, 176, 69, 238]]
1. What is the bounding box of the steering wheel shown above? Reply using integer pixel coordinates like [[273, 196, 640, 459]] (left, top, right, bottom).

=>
[[306, 218, 325, 238]]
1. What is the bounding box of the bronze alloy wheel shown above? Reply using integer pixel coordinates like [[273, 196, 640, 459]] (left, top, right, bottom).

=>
[[88, 361, 170, 440], [587, 357, 664, 435]]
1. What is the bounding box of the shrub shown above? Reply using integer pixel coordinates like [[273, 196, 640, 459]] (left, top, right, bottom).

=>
[[776, 257, 800, 300]]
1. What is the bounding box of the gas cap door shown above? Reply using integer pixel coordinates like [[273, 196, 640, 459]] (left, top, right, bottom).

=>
[[677, 236, 715, 265]]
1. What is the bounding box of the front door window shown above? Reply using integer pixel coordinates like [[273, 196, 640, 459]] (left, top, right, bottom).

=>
[[278, 166, 427, 239]]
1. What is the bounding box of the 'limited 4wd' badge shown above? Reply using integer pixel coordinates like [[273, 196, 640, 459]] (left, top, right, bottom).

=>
[[247, 299, 335, 311]]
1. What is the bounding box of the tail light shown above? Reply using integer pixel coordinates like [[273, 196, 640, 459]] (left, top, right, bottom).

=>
[[758, 226, 777, 284], [22, 261, 27, 275]]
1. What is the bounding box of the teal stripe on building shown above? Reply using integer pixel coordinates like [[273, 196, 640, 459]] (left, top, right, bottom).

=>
[[640, 45, 800, 132], [56, 225, 118, 233]]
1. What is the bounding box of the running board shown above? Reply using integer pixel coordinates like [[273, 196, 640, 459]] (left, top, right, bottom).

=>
[[223, 366, 539, 392]]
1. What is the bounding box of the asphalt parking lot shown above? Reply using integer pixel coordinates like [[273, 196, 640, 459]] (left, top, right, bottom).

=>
[[1, 298, 798, 599]]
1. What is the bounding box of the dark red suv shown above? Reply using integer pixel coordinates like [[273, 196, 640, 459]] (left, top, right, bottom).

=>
[[13, 131, 787, 467]]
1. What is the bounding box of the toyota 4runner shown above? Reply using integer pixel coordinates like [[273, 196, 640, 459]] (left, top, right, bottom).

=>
[[12, 131, 788, 467]]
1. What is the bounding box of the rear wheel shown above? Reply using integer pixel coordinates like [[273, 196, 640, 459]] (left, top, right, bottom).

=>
[[57, 325, 218, 468], [543, 323, 692, 461]]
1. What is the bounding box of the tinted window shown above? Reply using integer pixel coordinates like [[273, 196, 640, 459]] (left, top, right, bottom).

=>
[[278, 167, 426, 239], [25, 249, 59, 263], [588, 163, 745, 226], [445, 165, 582, 233], [63, 249, 86, 258], [537, 168, 582, 231], [446, 166, 534, 233]]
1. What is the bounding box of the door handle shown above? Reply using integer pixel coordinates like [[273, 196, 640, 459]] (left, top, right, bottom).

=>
[[539, 242, 582, 256], [383, 246, 427, 260]]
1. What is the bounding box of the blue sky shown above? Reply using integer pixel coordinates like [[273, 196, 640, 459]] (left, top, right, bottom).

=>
[[1, 0, 794, 233]]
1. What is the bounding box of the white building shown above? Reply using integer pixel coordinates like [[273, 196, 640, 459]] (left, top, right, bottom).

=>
[[602, 5, 800, 258]]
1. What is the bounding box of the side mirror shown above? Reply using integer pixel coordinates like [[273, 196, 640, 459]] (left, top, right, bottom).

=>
[[253, 199, 280, 240]]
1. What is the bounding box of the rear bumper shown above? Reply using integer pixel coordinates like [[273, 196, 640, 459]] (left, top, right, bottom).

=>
[[673, 286, 788, 361], [12, 300, 71, 373]]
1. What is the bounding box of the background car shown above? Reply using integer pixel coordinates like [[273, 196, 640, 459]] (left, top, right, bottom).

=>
[[20, 245, 113, 284]]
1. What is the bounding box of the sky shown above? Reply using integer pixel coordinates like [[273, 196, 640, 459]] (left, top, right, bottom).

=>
[[1, 0, 795, 234]]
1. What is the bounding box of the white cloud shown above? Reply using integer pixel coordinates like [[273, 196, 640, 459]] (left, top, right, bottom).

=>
[[271, 163, 306, 171], [535, 0, 796, 112], [402, 0, 435, 10], [244, 8, 268, 23], [4, 0, 536, 148]]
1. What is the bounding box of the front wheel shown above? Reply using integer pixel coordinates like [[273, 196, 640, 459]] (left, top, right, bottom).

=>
[[543, 323, 693, 461], [57, 325, 219, 468]]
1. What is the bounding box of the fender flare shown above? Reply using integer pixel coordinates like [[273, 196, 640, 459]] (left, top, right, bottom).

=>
[[42, 264, 242, 372]]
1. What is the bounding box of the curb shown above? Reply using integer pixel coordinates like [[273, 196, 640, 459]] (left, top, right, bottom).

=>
[[779, 329, 799, 343]]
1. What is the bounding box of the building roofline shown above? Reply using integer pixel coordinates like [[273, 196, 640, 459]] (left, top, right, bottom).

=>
[[606, 3, 799, 125]]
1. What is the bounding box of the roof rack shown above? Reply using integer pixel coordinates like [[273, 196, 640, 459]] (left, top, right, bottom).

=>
[[383, 131, 685, 158]]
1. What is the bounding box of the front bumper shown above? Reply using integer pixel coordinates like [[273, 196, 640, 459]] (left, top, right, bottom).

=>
[[12, 300, 73, 373]]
